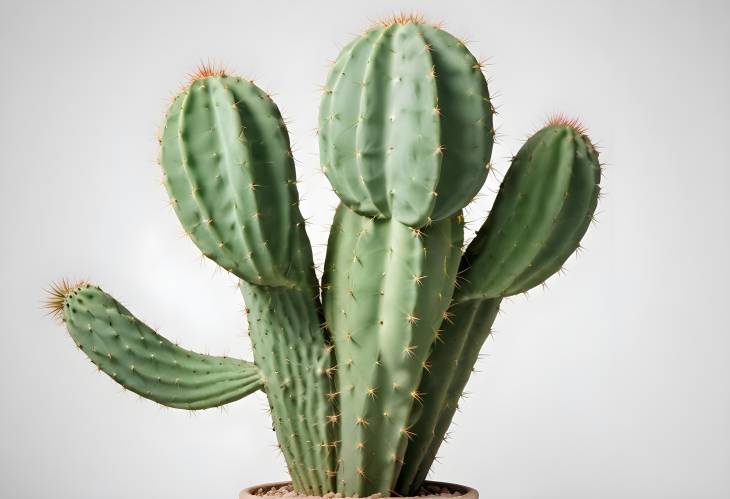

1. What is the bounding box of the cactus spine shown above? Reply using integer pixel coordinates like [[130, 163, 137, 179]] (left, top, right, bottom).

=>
[[46, 16, 601, 497]]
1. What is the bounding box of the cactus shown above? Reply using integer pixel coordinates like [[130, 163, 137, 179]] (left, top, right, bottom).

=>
[[46, 16, 602, 498], [318, 19, 494, 494]]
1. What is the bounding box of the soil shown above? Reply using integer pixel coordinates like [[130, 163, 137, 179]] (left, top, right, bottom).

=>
[[252, 483, 464, 498]]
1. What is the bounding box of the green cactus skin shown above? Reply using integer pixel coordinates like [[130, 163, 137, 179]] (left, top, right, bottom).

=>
[[160, 75, 309, 287], [319, 22, 494, 228], [159, 73, 337, 494], [396, 122, 602, 494], [395, 298, 501, 493], [457, 124, 602, 301], [59, 283, 264, 410], [322, 204, 463, 495], [242, 281, 336, 494]]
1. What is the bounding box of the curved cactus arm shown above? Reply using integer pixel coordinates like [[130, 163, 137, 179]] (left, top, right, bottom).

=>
[[159, 70, 337, 495], [399, 121, 602, 494], [458, 122, 602, 301], [46, 281, 264, 410]]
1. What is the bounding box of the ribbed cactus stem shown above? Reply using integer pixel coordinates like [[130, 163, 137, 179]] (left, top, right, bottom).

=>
[[242, 281, 336, 494], [323, 205, 463, 495], [319, 19, 494, 495]]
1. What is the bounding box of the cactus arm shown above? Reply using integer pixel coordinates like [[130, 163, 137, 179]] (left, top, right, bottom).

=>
[[457, 124, 602, 300], [322, 205, 463, 495], [161, 75, 306, 288], [399, 122, 602, 493], [160, 73, 337, 494], [52, 282, 264, 410]]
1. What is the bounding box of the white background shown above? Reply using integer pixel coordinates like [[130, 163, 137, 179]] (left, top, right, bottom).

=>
[[2, 1, 729, 498]]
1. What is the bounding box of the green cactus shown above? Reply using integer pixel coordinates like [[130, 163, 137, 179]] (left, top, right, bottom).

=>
[[47, 280, 265, 409], [321, 205, 463, 494], [318, 18, 496, 494], [319, 21, 494, 228], [46, 16, 601, 498], [159, 69, 337, 494]]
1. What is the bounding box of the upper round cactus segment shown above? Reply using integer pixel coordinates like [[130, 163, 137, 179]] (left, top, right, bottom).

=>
[[319, 22, 495, 228]]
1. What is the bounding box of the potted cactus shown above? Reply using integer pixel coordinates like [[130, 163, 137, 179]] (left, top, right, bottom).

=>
[[46, 15, 601, 499]]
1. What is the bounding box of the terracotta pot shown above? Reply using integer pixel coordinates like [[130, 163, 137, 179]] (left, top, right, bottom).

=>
[[239, 481, 478, 499]]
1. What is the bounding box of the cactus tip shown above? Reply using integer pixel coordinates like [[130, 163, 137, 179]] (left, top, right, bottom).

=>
[[546, 112, 588, 135], [189, 61, 228, 82], [43, 278, 89, 321], [376, 12, 427, 27]]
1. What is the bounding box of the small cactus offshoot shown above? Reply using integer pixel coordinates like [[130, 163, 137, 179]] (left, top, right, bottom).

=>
[[46, 16, 602, 497]]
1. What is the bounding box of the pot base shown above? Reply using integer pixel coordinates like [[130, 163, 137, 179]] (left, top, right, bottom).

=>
[[240, 481, 478, 499]]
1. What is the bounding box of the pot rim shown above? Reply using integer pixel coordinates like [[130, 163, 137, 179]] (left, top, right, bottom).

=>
[[239, 480, 478, 499]]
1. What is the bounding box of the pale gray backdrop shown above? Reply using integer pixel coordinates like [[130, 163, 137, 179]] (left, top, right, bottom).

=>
[[1, 1, 728, 498]]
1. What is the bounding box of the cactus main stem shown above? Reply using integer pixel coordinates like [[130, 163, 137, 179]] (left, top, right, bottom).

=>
[[241, 280, 337, 494], [323, 205, 463, 496]]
